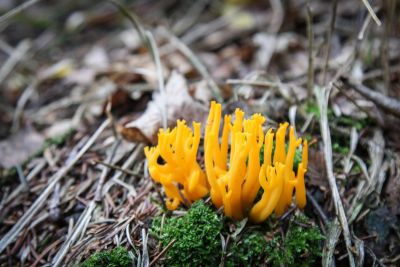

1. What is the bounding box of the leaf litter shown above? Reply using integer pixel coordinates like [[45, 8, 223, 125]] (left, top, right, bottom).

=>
[[0, 0, 400, 266]]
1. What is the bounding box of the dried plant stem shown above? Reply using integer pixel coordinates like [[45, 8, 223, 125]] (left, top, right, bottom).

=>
[[146, 31, 168, 130], [348, 130, 385, 224], [361, 0, 382, 26], [350, 81, 400, 117], [0, 119, 110, 254], [323, 219, 341, 267], [322, 0, 338, 84], [149, 239, 176, 266], [94, 140, 121, 202], [0, 0, 42, 24], [226, 79, 278, 88], [110, 0, 168, 130], [315, 86, 355, 267], [306, 2, 314, 98], [159, 27, 223, 103], [0, 40, 30, 85]]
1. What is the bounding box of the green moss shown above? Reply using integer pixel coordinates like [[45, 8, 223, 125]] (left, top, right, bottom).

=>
[[151, 200, 223, 267], [80, 246, 132, 267], [226, 232, 268, 266], [336, 116, 367, 131], [332, 142, 350, 155], [266, 215, 325, 267]]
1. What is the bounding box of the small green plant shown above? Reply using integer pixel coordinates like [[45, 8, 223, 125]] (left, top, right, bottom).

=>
[[305, 102, 334, 120], [151, 200, 223, 267], [226, 232, 268, 266], [266, 215, 325, 267], [80, 246, 132, 267]]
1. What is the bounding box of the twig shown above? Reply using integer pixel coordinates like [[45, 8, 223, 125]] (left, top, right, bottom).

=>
[[11, 79, 39, 132], [15, 164, 28, 192], [149, 239, 176, 266], [348, 130, 385, 224], [360, 0, 382, 26], [4, 159, 47, 206], [358, 11, 373, 40], [108, 0, 146, 42], [31, 239, 62, 267], [102, 144, 144, 197], [94, 140, 122, 202], [306, 2, 314, 97], [109, 1, 167, 129], [0, 39, 30, 85], [349, 81, 400, 117], [226, 79, 278, 88], [365, 246, 386, 267], [146, 31, 167, 130], [306, 191, 329, 225], [322, 0, 338, 84], [172, 0, 209, 35], [332, 82, 385, 126], [94, 159, 140, 178], [52, 202, 97, 267], [159, 27, 223, 102], [0, 119, 110, 254], [0, 0, 42, 25], [315, 85, 355, 267], [141, 229, 150, 267]]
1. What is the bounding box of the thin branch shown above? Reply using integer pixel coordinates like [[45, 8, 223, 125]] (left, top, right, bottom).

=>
[[349, 81, 400, 117], [0, 40, 30, 85], [306, 2, 314, 97], [315, 85, 355, 267], [109, 1, 167, 129], [149, 239, 176, 266], [226, 79, 278, 88], [159, 27, 223, 103], [360, 0, 382, 26], [322, 0, 338, 84], [0, 0, 42, 25], [94, 159, 140, 178], [146, 31, 168, 130]]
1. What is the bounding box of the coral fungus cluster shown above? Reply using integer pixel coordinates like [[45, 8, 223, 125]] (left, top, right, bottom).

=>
[[144, 101, 308, 223]]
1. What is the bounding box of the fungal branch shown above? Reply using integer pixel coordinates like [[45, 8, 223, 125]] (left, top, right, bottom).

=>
[[144, 120, 209, 210], [145, 101, 308, 223]]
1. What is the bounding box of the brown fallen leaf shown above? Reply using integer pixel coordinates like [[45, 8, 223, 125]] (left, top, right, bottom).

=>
[[118, 71, 208, 144], [0, 127, 45, 169], [307, 148, 329, 188]]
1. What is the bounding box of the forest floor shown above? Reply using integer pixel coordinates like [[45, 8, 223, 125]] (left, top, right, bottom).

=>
[[0, 0, 399, 266]]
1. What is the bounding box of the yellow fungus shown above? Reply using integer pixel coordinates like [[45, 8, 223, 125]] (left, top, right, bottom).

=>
[[144, 120, 208, 210], [144, 101, 308, 222]]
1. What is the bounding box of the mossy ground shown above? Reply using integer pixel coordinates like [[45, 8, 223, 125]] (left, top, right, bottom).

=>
[[150, 200, 324, 266], [80, 246, 132, 267]]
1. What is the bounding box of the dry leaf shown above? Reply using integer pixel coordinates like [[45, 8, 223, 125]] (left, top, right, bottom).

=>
[[0, 127, 44, 168], [119, 71, 208, 144]]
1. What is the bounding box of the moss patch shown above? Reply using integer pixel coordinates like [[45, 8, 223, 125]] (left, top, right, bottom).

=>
[[226, 231, 268, 266], [80, 246, 132, 267], [151, 200, 223, 266], [266, 215, 325, 266]]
